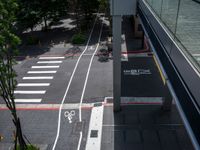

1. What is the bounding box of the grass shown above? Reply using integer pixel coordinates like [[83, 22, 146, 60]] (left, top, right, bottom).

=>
[[16, 144, 39, 150]]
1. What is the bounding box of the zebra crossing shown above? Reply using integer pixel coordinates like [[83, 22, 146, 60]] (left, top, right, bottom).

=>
[[14, 56, 64, 103]]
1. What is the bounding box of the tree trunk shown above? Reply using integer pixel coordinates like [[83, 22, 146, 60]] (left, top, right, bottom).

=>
[[44, 16, 48, 31], [12, 112, 27, 150], [75, 11, 80, 32]]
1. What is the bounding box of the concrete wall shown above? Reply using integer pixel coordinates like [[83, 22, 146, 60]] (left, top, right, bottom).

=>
[[110, 0, 137, 15]]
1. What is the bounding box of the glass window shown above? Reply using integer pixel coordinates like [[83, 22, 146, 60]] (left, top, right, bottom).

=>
[[145, 0, 200, 71], [175, 0, 200, 68], [151, 0, 163, 17], [161, 0, 179, 34]]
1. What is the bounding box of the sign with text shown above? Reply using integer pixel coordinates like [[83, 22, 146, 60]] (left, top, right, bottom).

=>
[[124, 69, 152, 76]]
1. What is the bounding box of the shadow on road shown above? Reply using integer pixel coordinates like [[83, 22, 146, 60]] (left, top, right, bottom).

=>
[[112, 105, 194, 150]]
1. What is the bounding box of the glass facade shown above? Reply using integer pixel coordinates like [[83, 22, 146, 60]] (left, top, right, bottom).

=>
[[145, 0, 200, 71]]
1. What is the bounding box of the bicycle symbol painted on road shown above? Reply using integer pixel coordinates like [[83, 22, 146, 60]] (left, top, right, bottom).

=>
[[64, 110, 75, 124]]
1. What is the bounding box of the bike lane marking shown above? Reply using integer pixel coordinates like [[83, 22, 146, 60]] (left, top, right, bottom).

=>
[[52, 15, 99, 150], [77, 16, 104, 150]]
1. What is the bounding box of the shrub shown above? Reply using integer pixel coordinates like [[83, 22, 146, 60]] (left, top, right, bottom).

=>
[[71, 33, 86, 45], [27, 36, 39, 45]]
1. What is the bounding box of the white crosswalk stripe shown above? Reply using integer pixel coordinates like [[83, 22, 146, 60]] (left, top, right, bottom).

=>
[[32, 66, 60, 69], [23, 76, 53, 80], [37, 61, 62, 64], [14, 91, 46, 94], [39, 56, 65, 60], [16, 56, 64, 104], [14, 99, 42, 103], [17, 83, 50, 87], [27, 71, 57, 74]]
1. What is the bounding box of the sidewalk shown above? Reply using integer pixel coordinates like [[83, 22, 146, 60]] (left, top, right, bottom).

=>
[[101, 104, 194, 150]]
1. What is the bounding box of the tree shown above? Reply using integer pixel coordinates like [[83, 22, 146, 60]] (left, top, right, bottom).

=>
[[52, 0, 68, 19], [68, 0, 99, 32], [39, 0, 68, 30], [99, 0, 109, 15], [17, 0, 68, 32], [17, 0, 41, 32], [0, 0, 27, 149], [79, 0, 99, 21], [68, 0, 81, 31]]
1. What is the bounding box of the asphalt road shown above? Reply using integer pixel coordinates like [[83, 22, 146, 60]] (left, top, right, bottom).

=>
[[0, 15, 112, 150], [0, 16, 112, 105]]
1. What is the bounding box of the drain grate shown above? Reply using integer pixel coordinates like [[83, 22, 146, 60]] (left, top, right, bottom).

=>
[[90, 130, 98, 138], [72, 121, 85, 134]]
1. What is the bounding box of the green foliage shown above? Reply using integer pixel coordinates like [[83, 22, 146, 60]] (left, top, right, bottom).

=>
[[0, 0, 20, 90], [16, 0, 41, 31], [16, 144, 39, 150], [0, 0, 28, 149], [71, 33, 86, 45], [27, 36, 39, 45], [79, 0, 99, 20], [99, 0, 109, 12], [16, 0, 100, 32], [67, 0, 99, 32], [17, 0, 68, 31]]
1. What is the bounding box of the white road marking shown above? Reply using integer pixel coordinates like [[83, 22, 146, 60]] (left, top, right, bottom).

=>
[[79, 18, 104, 122], [83, 54, 93, 56], [77, 132, 83, 150], [14, 99, 42, 103], [23, 76, 53, 80], [78, 16, 104, 150], [39, 56, 65, 60], [123, 69, 151, 76], [27, 71, 57, 74], [85, 105, 104, 150], [17, 83, 50, 87], [121, 97, 163, 103], [37, 61, 62, 64], [64, 110, 75, 123], [31, 66, 59, 69], [52, 15, 99, 150], [14, 91, 46, 94]]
